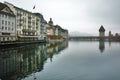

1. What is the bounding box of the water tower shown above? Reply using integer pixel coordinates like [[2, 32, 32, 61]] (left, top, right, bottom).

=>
[[99, 25, 105, 37]]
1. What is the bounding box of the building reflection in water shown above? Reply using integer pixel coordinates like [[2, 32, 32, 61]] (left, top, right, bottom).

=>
[[46, 41, 68, 62], [99, 41, 105, 53], [0, 41, 68, 80]]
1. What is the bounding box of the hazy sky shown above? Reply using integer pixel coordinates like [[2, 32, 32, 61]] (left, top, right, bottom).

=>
[[1, 0, 120, 35]]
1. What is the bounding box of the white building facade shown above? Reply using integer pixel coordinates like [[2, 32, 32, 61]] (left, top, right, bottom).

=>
[[34, 13, 47, 40], [0, 2, 16, 42], [5, 2, 41, 41]]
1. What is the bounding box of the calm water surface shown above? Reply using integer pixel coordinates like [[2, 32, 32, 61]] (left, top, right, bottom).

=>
[[0, 41, 120, 80]]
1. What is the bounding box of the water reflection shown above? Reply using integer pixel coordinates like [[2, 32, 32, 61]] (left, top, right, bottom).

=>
[[0, 41, 68, 80], [46, 41, 68, 62], [99, 41, 105, 53]]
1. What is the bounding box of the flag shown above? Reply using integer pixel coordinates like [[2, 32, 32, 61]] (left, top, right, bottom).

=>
[[33, 5, 35, 9]]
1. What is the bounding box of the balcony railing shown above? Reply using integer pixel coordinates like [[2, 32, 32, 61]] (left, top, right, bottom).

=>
[[22, 29, 36, 33]]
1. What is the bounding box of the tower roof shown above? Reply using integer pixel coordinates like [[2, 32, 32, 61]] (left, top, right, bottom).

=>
[[48, 18, 53, 26], [99, 25, 105, 32]]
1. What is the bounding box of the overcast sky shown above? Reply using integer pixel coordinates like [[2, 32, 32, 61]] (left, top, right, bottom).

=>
[[1, 0, 120, 35]]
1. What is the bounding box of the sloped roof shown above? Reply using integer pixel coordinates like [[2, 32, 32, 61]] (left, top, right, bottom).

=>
[[99, 25, 105, 32], [0, 2, 7, 11], [0, 2, 15, 16]]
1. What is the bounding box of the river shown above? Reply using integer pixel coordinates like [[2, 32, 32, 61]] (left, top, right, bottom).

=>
[[0, 41, 120, 80]]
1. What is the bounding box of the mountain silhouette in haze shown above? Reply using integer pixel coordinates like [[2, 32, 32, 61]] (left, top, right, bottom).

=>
[[69, 31, 93, 36]]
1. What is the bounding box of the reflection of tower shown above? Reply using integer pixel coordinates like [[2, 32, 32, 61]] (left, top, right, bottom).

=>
[[99, 41, 105, 53], [109, 41, 111, 47], [99, 25, 105, 37]]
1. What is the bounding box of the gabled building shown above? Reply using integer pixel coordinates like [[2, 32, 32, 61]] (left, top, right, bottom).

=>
[[0, 2, 16, 42], [4, 2, 41, 41]]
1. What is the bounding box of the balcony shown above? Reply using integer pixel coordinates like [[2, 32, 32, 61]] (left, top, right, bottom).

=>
[[2, 32, 10, 35], [22, 29, 36, 33]]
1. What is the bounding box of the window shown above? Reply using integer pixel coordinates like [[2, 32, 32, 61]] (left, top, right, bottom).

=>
[[8, 27, 10, 30], [5, 21, 7, 25], [2, 20, 4, 24], [12, 28, 14, 31], [2, 14, 4, 17], [8, 16, 11, 19], [17, 20, 19, 23], [2, 26, 4, 30], [12, 22, 14, 26], [11, 37, 13, 40], [8, 21, 10, 25], [3, 37, 5, 41], [5, 15, 7, 18], [5, 27, 7, 30], [7, 37, 9, 40], [19, 31, 21, 34]]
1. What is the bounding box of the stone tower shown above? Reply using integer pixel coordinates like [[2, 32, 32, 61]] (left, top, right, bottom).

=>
[[99, 25, 105, 37]]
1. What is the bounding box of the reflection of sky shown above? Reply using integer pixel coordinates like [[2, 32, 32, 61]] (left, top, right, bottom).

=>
[[26, 41, 120, 80]]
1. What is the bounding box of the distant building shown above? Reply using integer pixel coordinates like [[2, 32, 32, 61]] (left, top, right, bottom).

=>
[[109, 31, 113, 37], [99, 25, 105, 37], [115, 33, 120, 36], [54, 25, 68, 39], [0, 2, 16, 42], [62, 29, 68, 39]]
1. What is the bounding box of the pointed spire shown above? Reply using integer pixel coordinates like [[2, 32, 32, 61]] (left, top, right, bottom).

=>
[[99, 25, 105, 32]]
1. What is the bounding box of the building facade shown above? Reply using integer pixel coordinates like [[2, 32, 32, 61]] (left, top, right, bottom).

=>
[[47, 18, 54, 35], [0, 2, 16, 42], [0, 2, 68, 43], [5, 2, 41, 41], [34, 13, 47, 40]]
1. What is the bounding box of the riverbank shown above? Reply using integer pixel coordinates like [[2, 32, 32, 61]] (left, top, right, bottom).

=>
[[0, 40, 46, 48]]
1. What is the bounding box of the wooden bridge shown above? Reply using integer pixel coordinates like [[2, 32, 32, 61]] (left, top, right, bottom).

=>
[[69, 36, 120, 41]]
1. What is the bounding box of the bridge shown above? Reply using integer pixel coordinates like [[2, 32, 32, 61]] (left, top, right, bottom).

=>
[[69, 36, 120, 41]]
